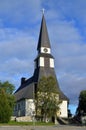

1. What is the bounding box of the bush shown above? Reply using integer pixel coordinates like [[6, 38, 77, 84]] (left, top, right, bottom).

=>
[[0, 81, 15, 123]]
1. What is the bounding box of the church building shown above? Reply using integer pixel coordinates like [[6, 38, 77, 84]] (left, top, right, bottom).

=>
[[14, 13, 69, 120]]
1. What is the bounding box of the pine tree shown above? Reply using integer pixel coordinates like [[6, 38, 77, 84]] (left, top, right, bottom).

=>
[[76, 90, 86, 116]]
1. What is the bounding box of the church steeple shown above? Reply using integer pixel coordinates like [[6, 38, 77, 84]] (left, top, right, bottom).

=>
[[37, 14, 51, 53], [33, 13, 68, 101], [34, 13, 55, 71]]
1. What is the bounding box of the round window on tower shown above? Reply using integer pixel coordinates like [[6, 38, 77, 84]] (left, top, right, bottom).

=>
[[43, 48, 48, 53]]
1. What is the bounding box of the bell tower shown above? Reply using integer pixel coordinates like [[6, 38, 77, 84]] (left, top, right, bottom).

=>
[[33, 14, 56, 82], [33, 13, 68, 101]]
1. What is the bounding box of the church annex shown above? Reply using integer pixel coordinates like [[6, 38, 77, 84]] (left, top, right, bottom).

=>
[[14, 13, 69, 119]]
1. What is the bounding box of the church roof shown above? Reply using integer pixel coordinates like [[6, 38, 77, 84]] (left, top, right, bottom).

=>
[[15, 76, 34, 93], [37, 14, 51, 50], [14, 83, 34, 101], [14, 77, 68, 101], [14, 77, 34, 101]]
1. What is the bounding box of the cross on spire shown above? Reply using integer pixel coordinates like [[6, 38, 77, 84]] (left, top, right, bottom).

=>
[[42, 8, 45, 15]]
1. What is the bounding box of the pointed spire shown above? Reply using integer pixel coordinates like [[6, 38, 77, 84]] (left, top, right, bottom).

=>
[[37, 13, 51, 50]]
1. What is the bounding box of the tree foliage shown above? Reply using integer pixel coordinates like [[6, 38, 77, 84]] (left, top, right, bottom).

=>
[[35, 76, 61, 121], [76, 90, 86, 116], [0, 81, 15, 123]]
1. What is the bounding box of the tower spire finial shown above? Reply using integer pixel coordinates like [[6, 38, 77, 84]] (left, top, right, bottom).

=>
[[41, 8, 45, 15]]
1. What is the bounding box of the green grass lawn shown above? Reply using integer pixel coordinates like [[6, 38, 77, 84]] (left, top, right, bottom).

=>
[[0, 121, 54, 126]]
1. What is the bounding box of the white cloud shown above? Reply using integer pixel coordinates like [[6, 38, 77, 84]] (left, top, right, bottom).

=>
[[0, 27, 36, 85], [0, 0, 42, 26], [58, 72, 86, 103]]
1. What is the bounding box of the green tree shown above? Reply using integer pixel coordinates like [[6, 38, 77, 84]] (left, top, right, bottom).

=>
[[76, 90, 86, 116], [0, 81, 15, 123], [35, 76, 61, 122]]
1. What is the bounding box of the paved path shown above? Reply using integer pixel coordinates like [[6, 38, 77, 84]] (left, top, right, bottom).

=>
[[0, 125, 86, 130]]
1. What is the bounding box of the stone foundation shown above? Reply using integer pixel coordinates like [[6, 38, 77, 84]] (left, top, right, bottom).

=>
[[11, 116, 33, 122]]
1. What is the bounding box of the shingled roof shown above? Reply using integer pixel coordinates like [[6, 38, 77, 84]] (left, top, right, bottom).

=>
[[37, 14, 51, 50], [14, 75, 68, 101], [14, 77, 34, 101]]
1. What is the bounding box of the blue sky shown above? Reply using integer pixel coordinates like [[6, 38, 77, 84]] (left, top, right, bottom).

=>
[[0, 0, 86, 115]]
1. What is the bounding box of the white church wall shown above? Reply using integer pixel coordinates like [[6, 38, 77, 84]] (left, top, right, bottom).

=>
[[25, 99, 35, 116], [59, 100, 68, 118]]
